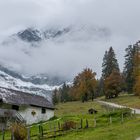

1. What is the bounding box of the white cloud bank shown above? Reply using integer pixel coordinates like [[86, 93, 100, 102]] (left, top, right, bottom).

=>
[[0, 0, 140, 79]]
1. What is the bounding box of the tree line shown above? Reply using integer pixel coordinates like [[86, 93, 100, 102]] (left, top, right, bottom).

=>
[[53, 41, 140, 104]]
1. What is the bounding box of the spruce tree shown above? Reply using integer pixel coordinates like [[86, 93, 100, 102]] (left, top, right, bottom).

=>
[[123, 45, 134, 93], [102, 47, 119, 79], [123, 42, 140, 93], [102, 51, 108, 79]]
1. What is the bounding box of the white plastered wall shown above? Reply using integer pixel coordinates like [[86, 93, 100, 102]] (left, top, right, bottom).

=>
[[19, 106, 54, 124]]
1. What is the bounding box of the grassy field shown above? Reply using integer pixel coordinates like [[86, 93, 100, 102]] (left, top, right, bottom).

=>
[[0, 101, 106, 140], [55, 100, 106, 117], [0, 100, 140, 140], [103, 94, 140, 109], [52, 101, 140, 140], [47, 118, 140, 140]]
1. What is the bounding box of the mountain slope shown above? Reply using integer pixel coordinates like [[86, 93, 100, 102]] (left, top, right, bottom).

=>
[[17, 27, 70, 42], [0, 66, 61, 101], [2, 25, 110, 46]]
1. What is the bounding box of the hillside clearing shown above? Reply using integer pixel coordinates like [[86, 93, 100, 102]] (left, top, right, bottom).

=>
[[55, 101, 106, 117], [102, 94, 140, 109]]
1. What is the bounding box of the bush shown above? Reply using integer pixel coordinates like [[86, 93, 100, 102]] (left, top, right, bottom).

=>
[[62, 121, 77, 131], [10, 123, 27, 140]]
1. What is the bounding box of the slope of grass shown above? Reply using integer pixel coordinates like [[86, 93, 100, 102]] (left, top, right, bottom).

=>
[[47, 118, 140, 140], [52, 101, 140, 140], [55, 100, 106, 117], [103, 94, 140, 109]]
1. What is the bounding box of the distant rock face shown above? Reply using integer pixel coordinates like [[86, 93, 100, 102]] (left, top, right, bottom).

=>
[[17, 28, 42, 42], [0, 65, 65, 101], [10, 25, 110, 43], [2, 25, 111, 48], [17, 27, 70, 42]]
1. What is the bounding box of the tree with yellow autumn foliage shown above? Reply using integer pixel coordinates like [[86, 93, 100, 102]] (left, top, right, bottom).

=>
[[71, 68, 97, 102]]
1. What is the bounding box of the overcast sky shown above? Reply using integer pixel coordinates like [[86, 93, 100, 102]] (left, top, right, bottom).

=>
[[0, 0, 140, 79]]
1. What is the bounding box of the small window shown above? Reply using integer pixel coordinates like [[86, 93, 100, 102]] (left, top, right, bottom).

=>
[[42, 108, 46, 114], [12, 105, 19, 111]]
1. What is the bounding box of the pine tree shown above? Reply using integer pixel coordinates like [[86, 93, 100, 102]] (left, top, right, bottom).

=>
[[102, 47, 119, 79]]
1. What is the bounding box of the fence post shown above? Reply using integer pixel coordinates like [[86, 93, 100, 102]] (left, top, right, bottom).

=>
[[39, 125, 41, 139], [130, 110, 133, 118], [54, 123, 56, 137], [49, 123, 52, 131], [121, 113, 124, 124], [27, 127, 30, 140], [134, 110, 136, 118], [94, 118, 96, 128], [2, 128, 5, 140], [85, 119, 88, 128], [109, 116, 112, 124], [58, 122, 61, 130], [39, 125, 43, 138], [11, 128, 14, 140], [41, 125, 44, 137], [80, 119, 83, 129]]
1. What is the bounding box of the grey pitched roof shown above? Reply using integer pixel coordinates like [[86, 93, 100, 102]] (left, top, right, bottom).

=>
[[0, 87, 54, 110]]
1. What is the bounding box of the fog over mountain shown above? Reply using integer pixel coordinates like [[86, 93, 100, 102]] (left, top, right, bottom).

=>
[[0, 0, 140, 79]]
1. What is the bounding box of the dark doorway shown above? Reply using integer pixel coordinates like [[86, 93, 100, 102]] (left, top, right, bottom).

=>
[[12, 105, 19, 111]]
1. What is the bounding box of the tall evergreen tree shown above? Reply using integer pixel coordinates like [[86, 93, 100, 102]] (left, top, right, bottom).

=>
[[102, 47, 119, 79], [123, 45, 134, 93], [123, 42, 140, 93]]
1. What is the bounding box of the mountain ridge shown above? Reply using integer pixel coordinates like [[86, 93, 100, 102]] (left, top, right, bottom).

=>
[[0, 65, 63, 101]]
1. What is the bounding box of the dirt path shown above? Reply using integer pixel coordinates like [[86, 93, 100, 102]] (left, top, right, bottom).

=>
[[97, 100, 140, 114]]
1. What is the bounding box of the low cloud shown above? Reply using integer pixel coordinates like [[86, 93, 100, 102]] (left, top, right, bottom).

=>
[[0, 0, 140, 79]]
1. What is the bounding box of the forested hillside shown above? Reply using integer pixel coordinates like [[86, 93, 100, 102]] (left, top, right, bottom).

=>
[[53, 41, 140, 104]]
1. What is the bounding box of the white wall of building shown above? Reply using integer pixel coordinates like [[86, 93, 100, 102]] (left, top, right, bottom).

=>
[[19, 106, 54, 124]]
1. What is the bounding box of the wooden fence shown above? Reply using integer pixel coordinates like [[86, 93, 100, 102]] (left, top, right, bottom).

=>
[[0, 111, 136, 140]]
